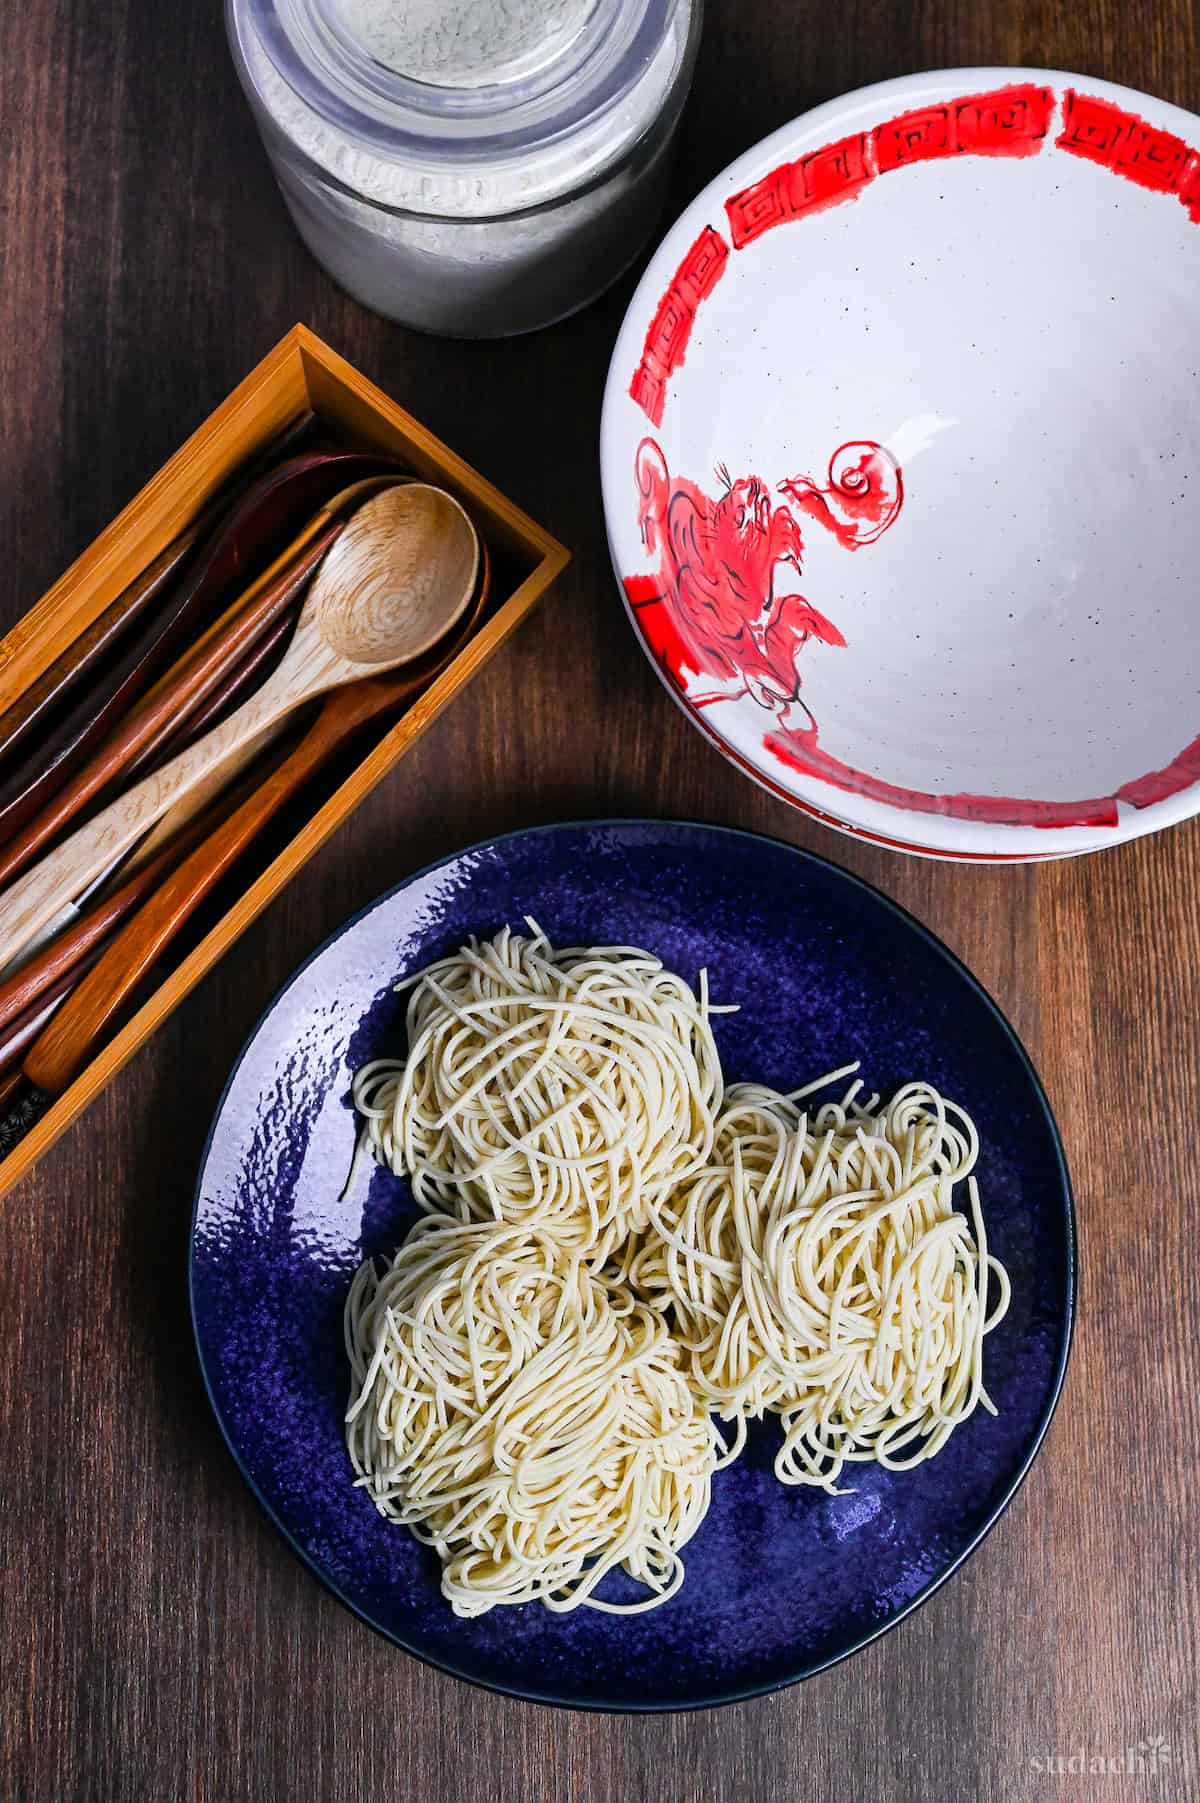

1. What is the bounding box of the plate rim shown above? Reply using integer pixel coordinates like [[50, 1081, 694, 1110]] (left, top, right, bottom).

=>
[[599, 64, 1200, 861], [189, 816, 1078, 1712]]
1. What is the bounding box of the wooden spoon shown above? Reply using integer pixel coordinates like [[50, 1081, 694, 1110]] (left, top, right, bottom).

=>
[[0, 528, 340, 895], [0, 477, 406, 897], [122, 478, 410, 867], [122, 478, 404, 792], [26, 544, 491, 1095], [0, 486, 479, 971], [0, 447, 397, 846], [0, 612, 303, 989]]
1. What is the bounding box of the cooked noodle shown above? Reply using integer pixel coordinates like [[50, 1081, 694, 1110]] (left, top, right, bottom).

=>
[[345, 1218, 734, 1616], [350, 921, 726, 1258], [344, 927, 1013, 1612], [626, 1074, 1011, 1490]]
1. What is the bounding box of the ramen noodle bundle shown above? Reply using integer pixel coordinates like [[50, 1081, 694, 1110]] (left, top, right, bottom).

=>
[[346, 924, 1009, 1614]]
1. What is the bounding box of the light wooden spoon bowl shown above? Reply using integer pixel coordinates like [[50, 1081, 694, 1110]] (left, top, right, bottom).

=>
[[0, 485, 479, 970]]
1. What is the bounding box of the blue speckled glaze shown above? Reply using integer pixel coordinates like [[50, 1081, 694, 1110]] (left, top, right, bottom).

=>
[[190, 821, 1075, 1711]]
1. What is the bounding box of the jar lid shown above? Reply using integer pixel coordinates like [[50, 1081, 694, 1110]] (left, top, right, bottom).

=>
[[230, 0, 697, 218]]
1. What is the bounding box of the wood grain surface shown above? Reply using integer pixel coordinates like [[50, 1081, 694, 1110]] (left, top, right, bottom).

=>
[[1, 3, 1197, 1799]]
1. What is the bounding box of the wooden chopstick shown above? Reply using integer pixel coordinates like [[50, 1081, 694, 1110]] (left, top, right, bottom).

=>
[[0, 522, 342, 894], [0, 530, 215, 847], [0, 799, 223, 1035], [0, 523, 208, 775], [0, 946, 107, 1082], [157, 607, 296, 750]]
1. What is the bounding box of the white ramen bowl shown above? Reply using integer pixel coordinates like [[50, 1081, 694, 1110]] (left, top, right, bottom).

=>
[[601, 68, 1200, 860]]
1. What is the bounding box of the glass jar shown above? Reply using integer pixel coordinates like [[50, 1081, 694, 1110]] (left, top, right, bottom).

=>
[[226, 0, 703, 338]]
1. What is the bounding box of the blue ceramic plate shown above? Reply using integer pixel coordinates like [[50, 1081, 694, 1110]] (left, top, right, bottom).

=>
[[191, 821, 1074, 1711]]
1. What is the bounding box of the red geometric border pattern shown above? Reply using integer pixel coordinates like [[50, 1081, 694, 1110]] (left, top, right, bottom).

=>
[[627, 226, 729, 427], [1057, 89, 1200, 216], [725, 132, 874, 249], [630, 84, 1200, 428], [725, 84, 1054, 249], [873, 82, 1054, 174]]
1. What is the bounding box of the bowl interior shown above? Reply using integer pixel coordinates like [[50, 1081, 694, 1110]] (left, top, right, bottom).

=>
[[603, 71, 1200, 852]]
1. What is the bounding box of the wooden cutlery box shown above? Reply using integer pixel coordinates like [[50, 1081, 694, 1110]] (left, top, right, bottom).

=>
[[0, 324, 569, 1199]]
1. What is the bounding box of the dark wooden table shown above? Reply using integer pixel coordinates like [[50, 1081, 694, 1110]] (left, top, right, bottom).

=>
[[2, 3, 1198, 1799]]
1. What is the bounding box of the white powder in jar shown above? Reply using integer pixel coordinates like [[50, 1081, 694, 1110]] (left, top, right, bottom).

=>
[[340, 0, 592, 87], [228, 0, 700, 335]]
